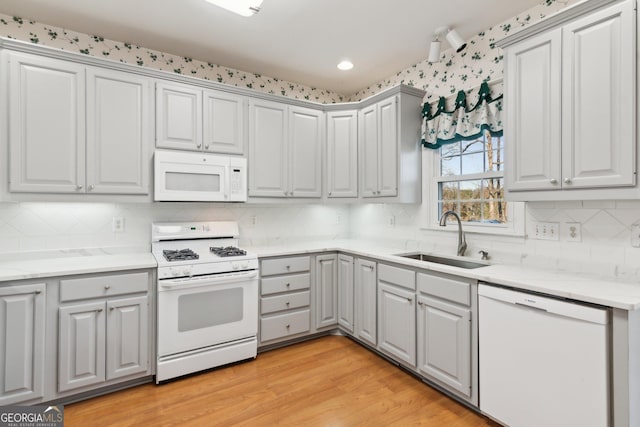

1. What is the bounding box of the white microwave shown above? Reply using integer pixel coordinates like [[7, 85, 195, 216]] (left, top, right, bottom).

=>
[[154, 150, 247, 202]]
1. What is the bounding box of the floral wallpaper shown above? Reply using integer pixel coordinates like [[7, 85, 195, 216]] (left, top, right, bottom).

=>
[[0, 0, 576, 104], [348, 0, 578, 103], [0, 13, 345, 104]]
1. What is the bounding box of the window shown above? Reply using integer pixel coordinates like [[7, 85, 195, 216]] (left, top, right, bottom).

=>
[[424, 131, 524, 235]]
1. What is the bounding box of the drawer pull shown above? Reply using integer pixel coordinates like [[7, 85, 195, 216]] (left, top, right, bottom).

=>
[[105, 285, 111, 290]]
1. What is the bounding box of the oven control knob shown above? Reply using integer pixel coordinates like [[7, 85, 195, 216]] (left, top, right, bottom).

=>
[[241, 262, 249, 269], [170, 268, 179, 277], [232, 263, 240, 270], [182, 268, 191, 277]]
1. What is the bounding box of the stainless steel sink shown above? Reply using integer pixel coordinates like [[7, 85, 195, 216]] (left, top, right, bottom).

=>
[[396, 252, 489, 269]]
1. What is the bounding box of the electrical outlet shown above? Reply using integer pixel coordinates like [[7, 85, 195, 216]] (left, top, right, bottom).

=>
[[532, 222, 559, 241], [388, 215, 396, 227], [631, 224, 640, 248], [112, 217, 125, 233], [564, 222, 582, 242]]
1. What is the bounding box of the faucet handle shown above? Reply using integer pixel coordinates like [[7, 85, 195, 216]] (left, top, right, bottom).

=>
[[478, 250, 489, 261]]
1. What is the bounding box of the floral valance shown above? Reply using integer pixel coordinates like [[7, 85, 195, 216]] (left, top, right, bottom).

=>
[[421, 82, 503, 149]]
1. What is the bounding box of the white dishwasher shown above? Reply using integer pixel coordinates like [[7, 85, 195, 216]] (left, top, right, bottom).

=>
[[478, 284, 609, 427]]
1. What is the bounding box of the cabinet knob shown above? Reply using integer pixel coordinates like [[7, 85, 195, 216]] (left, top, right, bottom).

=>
[[205, 145, 209, 150], [286, 283, 291, 287], [550, 179, 558, 185], [35, 290, 41, 295], [407, 297, 412, 303], [97, 308, 103, 313], [286, 324, 290, 329], [110, 306, 115, 311], [76, 185, 83, 191], [197, 144, 202, 149], [105, 285, 111, 290], [328, 192, 332, 196], [284, 191, 288, 196], [564, 178, 572, 184], [286, 265, 290, 270], [286, 301, 290, 306], [88, 184, 95, 191], [418, 301, 424, 307]]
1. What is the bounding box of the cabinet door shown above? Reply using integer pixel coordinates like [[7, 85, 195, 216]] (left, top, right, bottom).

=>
[[203, 90, 246, 154], [377, 97, 398, 197], [315, 254, 338, 329], [106, 296, 149, 380], [327, 111, 358, 198], [156, 81, 202, 150], [248, 99, 288, 197], [354, 259, 377, 346], [359, 105, 379, 197], [0, 283, 45, 405], [561, 0, 636, 189], [505, 29, 562, 192], [337, 254, 354, 333], [59, 302, 106, 392], [289, 106, 323, 197], [378, 283, 416, 366], [8, 52, 86, 193], [417, 295, 471, 397], [86, 68, 150, 194]]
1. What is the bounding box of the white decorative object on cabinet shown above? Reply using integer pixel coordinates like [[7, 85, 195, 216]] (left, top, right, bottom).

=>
[[500, 0, 637, 201], [7, 51, 150, 195], [337, 254, 355, 332], [327, 111, 358, 198], [354, 258, 377, 346], [248, 99, 322, 198], [0, 283, 45, 405]]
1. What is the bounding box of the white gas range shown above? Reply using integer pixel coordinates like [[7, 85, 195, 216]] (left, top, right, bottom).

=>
[[151, 221, 258, 383]]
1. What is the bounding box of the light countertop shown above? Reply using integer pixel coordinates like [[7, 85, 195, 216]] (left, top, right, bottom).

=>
[[1, 239, 639, 311]]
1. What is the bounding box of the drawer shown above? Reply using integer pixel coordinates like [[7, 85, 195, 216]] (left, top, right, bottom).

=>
[[260, 309, 310, 342], [417, 273, 470, 306], [378, 263, 416, 291], [261, 273, 310, 295], [60, 272, 149, 302], [261, 291, 310, 314], [261, 256, 310, 276]]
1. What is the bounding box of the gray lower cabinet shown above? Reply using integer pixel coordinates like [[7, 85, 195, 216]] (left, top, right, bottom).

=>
[[259, 255, 312, 346], [377, 264, 416, 367], [0, 283, 46, 405], [315, 253, 338, 330], [337, 254, 354, 332], [416, 272, 476, 404], [58, 272, 151, 393], [354, 258, 377, 346]]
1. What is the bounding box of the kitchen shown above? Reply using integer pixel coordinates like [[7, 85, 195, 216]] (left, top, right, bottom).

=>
[[0, 0, 639, 425]]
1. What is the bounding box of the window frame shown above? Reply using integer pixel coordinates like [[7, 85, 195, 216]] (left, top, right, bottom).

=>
[[421, 138, 525, 237]]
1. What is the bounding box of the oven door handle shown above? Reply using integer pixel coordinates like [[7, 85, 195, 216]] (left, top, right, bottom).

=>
[[160, 270, 258, 289]]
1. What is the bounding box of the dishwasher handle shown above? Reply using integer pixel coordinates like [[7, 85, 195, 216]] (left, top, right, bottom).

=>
[[478, 284, 608, 325]]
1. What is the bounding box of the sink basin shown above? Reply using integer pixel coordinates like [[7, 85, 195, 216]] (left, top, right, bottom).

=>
[[395, 252, 489, 269]]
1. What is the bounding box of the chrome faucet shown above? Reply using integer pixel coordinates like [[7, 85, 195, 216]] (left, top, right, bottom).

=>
[[439, 211, 467, 257]]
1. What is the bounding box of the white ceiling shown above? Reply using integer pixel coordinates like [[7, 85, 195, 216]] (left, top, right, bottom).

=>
[[0, 0, 542, 94]]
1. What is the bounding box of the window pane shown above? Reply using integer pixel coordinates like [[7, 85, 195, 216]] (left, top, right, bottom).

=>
[[441, 142, 462, 157], [461, 152, 484, 174], [487, 149, 503, 172], [482, 178, 503, 200], [439, 201, 457, 218], [460, 201, 482, 222], [440, 181, 458, 201], [461, 139, 484, 154], [441, 155, 460, 176], [481, 201, 508, 223], [460, 180, 481, 200]]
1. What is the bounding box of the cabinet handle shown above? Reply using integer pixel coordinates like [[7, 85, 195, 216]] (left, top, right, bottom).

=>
[[550, 179, 558, 185], [76, 185, 83, 191], [105, 285, 111, 290], [35, 290, 41, 295], [366, 265, 374, 270], [97, 308, 103, 313], [564, 178, 572, 184], [88, 184, 95, 191]]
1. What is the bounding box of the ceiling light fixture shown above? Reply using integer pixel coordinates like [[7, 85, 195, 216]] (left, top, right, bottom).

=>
[[337, 60, 354, 71], [204, 0, 263, 17], [428, 26, 467, 63]]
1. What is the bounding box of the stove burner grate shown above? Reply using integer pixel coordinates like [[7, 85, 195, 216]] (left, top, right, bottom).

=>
[[163, 249, 199, 261], [210, 246, 247, 257]]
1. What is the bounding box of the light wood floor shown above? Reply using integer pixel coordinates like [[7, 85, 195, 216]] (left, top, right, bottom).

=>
[[65, 336, 499, 426]]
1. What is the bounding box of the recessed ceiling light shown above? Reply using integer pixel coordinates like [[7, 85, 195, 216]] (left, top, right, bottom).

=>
[[204, 0, 263, 17], [337, 60, 354, 71]]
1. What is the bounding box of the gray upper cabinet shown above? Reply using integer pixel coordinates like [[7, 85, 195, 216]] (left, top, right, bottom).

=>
[[501, 0, 637, 201], [327, 111, 358, 198], [156, 81, 246, 155], [7, 51, 151, 195], [249, 99, 322, 198], [0, 283, 46, 405]]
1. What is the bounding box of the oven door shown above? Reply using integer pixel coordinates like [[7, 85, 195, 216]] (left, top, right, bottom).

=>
[[157, 270, 258, 357]]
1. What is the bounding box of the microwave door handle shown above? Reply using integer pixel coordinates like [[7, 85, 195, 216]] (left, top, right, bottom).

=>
[[160, 270, 258, 289], [224, 165, 230, 200]]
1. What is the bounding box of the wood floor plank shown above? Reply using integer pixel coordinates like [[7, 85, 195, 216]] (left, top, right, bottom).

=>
[[65, 336, 499, 426]]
